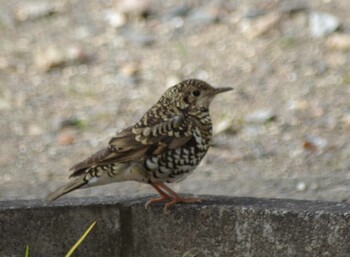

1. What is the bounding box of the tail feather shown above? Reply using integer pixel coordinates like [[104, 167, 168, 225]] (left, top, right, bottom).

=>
[[46, 162, 139, 204], [45, 177, 87, 204]]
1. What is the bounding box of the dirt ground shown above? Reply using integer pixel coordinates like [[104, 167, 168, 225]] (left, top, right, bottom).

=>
[[1, 0, 350, 204]]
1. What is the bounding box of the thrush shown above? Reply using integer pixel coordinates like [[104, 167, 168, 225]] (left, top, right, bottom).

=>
[[46, 79, 232, 210]]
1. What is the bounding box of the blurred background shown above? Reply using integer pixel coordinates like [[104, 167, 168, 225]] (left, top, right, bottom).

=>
[[1, 0, 350, 203]]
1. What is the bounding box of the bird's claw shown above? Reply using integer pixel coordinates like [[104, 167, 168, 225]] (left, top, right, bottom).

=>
[[145, 196, 206, 212]]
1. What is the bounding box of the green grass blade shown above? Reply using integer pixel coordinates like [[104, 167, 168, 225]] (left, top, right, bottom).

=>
[[65, 221, 96, 257], [183, 248, 199, 257], [24, 245, 29, 257]]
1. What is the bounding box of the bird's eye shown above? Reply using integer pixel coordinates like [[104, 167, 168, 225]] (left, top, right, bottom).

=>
[[192, 90, 201, 97]]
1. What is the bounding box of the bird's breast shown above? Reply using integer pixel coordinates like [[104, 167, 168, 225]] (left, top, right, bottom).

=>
[[144, 123, 212, 183]]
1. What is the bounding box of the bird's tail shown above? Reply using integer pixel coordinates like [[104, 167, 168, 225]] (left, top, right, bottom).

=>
[[45, 177, 87, 204]]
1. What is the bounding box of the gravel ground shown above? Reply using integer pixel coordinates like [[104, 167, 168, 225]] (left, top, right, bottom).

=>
[[1, 0, 350, 203]]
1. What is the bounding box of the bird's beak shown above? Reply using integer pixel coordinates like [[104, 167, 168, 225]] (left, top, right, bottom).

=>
[[214, 87, 233, 94]]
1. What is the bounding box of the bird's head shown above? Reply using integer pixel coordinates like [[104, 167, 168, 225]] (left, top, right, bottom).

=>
[[160, 79, 233, 109]]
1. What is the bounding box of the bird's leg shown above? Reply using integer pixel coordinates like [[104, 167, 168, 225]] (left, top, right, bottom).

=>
[[144, 183, 173, 209], [158, 183, 206, 211]]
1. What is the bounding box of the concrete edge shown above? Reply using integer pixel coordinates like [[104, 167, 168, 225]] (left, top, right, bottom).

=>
[[1, 195, 350, 257]]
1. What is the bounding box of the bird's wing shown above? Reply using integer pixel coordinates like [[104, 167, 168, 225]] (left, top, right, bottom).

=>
[[69, 114, 192, 177]]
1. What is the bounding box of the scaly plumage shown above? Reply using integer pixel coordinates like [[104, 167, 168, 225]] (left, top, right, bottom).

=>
[[46, 79, 232, 210]]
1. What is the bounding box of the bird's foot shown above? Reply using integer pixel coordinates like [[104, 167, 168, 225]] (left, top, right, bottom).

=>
[[144, 195, 171, 209], [164, 196, 206, 211]]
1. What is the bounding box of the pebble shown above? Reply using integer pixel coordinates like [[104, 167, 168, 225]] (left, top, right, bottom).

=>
[[166, 75, 181, 88], [57, 130, 76, 145], [303, 135, 328, 153], [241, 125, 265, 137], [240, 11, 281, 39], [164, 5, 191, 19], [288, 100, 309, 111], [280, 1, 308, 14], [309, 11, 340, 38], [243, 8, 266, 19], [15, 2, 61, 22], [120, 27, 155, 46], [34, 45, 88, 71], [341, 114, 350, 127], [103, 9, 127, 28], [120, 61, 141, 77], [214, 117, 234, 135], [326, 33, 350, 50], [66, 45, 89, 63], [28, 124, 44, 136], [34, 45, 65, 71], [114, 0, 151, 18], [188, 7, 220, 25], [244, 109, 276, 124]]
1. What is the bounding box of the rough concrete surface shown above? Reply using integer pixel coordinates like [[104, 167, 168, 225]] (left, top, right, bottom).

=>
[[1, 196, 350, 257], [0, 198, 124, 257]]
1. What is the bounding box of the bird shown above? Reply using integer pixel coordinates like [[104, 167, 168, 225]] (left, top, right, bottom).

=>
[[46, 79, 233, 210]]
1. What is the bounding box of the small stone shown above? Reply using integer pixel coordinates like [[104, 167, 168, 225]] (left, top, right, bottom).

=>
[[280, 1, 308, 14], [309, 11, 340, 38], [245, 109, 276, 124], [288, 100, 309, 111], [296, 181, 307, 192], [188, 7, 220, 25], [35, 45, 64, 71], [66, 45, 88, 63], [120, 27, 155, 46], [326, 33, 350, 50], [167, 16, 185, 29], [310, 106, 324, 118], [214, 117, 234, 135], [120, 61, 140, 77], [243, 8, 266, 19], [341, 114, 350, 127], [15, 2, 61, 22], [166, 75, 181, 88], [241, 125, 265, 137], [115, 0, 151, 18], [240, 11, 281, 39], [164, 5, 191, 19], [28, 124, 44, 136], [57, 130, 76, 145], [34, 45, 88, 71], [103, 9, 127, 28], [303, 135, 328, 153]]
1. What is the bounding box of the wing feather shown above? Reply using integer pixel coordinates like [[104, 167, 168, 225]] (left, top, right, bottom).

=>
[[69, 113, 192, 177]]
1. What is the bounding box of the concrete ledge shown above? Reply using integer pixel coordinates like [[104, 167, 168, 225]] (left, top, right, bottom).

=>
[[1, 196, 350, 257]]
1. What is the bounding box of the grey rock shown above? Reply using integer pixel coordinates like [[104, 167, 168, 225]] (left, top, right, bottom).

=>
[[243, 8, 267, 19], [280, 1, 308, 14], [326, 33, 350, 50], [120, 27, 155, 46], [309, 11, 340, 37], [245, 109, 276, 124], [15, 2, 61, 22], [188, 8, 220, 25], [103, 9, 127, 28], [164, 5, 191, 19]]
